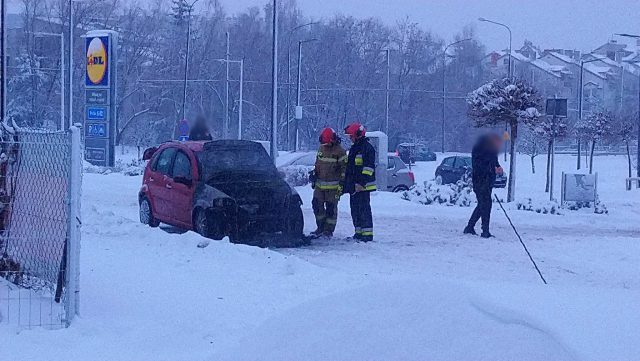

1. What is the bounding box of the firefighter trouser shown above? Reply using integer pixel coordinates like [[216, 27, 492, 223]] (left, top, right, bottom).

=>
[[312, 189, 339, 234], [350, 191, 373, 241], [468, 187, 492, 232]]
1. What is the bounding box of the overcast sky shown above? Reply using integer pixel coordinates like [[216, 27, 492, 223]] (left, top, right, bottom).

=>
[[221, 0, 640, 52], [5, 0, 640, 52]]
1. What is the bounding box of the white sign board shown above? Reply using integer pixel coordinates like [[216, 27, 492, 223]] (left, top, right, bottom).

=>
[[561, 173, 598, 203]]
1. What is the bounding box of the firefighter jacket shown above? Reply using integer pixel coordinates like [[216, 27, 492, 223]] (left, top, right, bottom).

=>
[[313, 143, 348, 191], [344, 137, 377, 194]]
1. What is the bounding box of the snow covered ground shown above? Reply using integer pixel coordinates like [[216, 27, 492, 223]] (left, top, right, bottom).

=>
[[1, 152, 639, 361]]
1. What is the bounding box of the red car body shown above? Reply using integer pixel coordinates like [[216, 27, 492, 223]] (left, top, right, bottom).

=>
[[138, 140, 304, 244]]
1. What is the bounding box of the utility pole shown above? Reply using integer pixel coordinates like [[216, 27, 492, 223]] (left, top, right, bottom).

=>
[[286, 22, 317, 150], [1, 0, 6, 123], [442, 38, 471, 154], [224, 31, 230, 138], [238, 58, 243, 140], [177, 0, 198, 139], [294, 38, 317, 151], [270, 0, 278, 161], [385, 49, 390, 135]]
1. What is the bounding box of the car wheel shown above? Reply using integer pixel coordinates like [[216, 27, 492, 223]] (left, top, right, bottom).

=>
[[194, 209, 210, 238], [140, 197, 159, 228], [393, 185, 409, 193], [435, 175, 443, 185], [286, 204, 304, 238]]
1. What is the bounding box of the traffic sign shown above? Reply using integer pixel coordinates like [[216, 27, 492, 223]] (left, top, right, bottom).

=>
[[178, 119, 190, 137]]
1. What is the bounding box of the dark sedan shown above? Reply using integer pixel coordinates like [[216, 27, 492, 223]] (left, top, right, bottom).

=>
[[435, 156, 506, 188]]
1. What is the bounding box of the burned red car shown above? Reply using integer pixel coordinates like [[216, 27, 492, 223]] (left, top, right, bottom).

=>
[[139, 140, 304, 245]]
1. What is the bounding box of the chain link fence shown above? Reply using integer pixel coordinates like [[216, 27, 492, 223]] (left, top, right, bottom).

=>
[[0, 127, 81, 329]]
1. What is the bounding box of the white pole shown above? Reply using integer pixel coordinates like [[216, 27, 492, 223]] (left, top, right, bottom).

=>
[[60, 34, 65, 131], [238, 58, 243, 140], [69, 0, 74, 130], [225, 32, 230, 138], [270, 0, 278, 161], [66, 126, 82, 325]]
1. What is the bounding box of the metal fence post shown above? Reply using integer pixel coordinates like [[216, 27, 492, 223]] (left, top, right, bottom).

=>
[[65, 126, 82, 325]]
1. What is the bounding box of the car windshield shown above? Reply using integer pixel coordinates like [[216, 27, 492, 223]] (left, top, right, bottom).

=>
[[197, 146, 276, 180]]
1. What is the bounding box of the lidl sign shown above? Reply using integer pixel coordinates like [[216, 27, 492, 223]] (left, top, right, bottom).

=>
[[85, 36, 109, 87]]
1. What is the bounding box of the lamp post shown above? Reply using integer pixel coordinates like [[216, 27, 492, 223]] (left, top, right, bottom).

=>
[[214, 58, 244, 140], [614, 33, 640, 178], [479, 17, 512, 78], [479, 17, 512, 161], [1, 0, 6, 123], [577, 57, 601, 170], [34, 32, 65, 130], [442, 38, 471, 154], [177, 0, 199, 139], [294, 38, 317, 150], [270, 0, 278, 161], [286, 21, 317, 150]]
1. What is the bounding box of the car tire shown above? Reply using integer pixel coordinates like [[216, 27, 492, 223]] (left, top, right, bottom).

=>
[[286, 204, 304, 238], [393, 185, 409, 193], [140, 197, 159, 228], [194, 208, 210, 238], [435, 175, 443, 185]]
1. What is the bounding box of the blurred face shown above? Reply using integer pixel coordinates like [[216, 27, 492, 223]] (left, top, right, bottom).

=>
[[490, 135, 503, 151]]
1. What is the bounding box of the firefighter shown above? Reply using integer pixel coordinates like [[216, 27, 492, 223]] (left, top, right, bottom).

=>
[[343, 122, 376, 242], [310, 128, 348, 237]]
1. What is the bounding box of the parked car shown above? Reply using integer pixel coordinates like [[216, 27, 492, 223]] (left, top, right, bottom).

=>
[[396, 143, 437, 164], [434, 156, 507, 188], [139, 140, 304, 243], [386, 154, 416, 192], [276, 151, 317, 186]]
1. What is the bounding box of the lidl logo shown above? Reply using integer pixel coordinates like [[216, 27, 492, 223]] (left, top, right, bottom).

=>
[[86, 37, 109, 87]]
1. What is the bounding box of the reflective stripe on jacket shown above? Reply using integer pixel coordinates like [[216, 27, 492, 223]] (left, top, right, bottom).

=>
[[344, 137, 377, 193]]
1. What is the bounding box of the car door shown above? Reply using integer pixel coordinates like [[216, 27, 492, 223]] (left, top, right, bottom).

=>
[[453, 157, 471, 182], [387, 156, 397, 190], [148, 147, 177, 222], [439, 157, 456, 184], [168, 150, 196, 228]]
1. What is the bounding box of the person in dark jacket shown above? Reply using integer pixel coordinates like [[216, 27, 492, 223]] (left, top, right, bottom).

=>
[[464, 133, 503, 238], [343, 122, 376, 242], [189, 115, 213, 141]]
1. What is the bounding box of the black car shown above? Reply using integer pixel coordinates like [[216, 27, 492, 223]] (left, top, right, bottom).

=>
[[396, 143, 437, 164], [434, 156, 507, 188]]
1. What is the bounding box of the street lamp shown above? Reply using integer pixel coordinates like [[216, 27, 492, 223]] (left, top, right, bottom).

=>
[[294, 38, 317, 151], [177, 0, 199, 139], [1, 0, 6, 123], [479, 17, 513, 161], [614, 33, 640, 179], [577, 57, 602, 170], [270, 0, 278, 161], [286, 21, 318, 150], [34, 32, 65, 130], [478, 17, 512, 78], [442, 38, 471, 153]]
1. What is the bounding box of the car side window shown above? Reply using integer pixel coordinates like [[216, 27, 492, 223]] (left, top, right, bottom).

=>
[[456, 158, 471, 168], [442, 157, 455, 167], [172, 151, 192, 180], [387, 157, 395, 170], [155, 148, 176, 175]]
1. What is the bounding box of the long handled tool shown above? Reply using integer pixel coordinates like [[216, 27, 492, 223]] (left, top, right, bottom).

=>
[[494, 194, 548, 285]]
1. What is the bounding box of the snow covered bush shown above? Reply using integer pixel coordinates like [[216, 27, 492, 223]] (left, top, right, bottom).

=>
[[402, 175, 474, 207], [565, 197, 609, 215], [83, 159, 146, 176], [280, 165, 313, 187], [515, 198, 562, 215], [576, 111, 613, 174]]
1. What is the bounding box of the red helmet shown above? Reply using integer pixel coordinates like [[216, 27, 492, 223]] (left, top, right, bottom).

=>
[[319, 127, 338, 144], [344, 122, 366, 139]]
